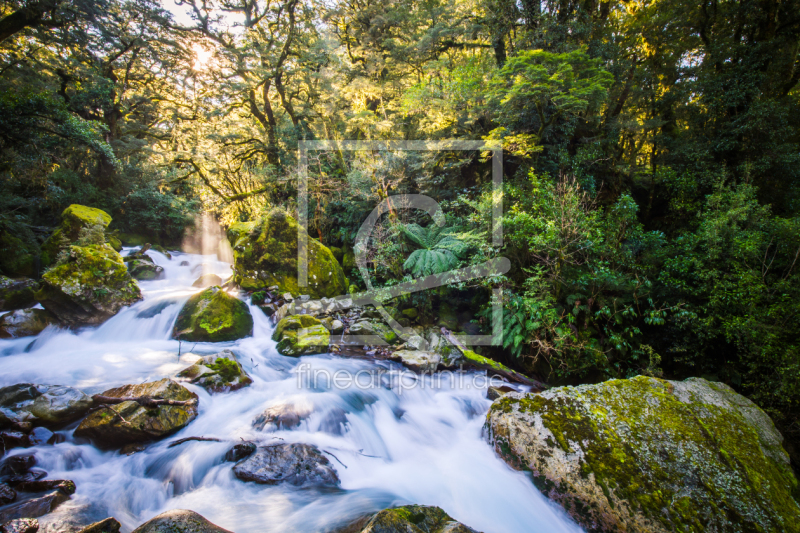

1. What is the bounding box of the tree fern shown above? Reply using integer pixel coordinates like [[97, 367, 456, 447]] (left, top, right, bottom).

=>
[[400, 223, 470, 277]]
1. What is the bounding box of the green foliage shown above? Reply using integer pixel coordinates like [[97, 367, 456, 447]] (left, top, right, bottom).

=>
[[401, 223, 471, 277]]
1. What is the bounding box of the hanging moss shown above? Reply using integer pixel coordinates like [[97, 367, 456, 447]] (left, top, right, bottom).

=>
[[173, 286, 253, 342]]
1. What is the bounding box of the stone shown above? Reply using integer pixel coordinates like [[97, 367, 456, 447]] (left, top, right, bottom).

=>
[[224, 442, 256, 462], [321, 318, 344, 334], [26, 427, 54, 446], [345, 505, 481, 533], [0, 309, 59, 338], [0, 277, 38, 312], [74, 379, 198, 448], [35, 244, 142, 327], [232, 443, 339, 487], [226, 209, 347, 299], [0, 491, 70, 523], [0, 431, 27, 449], [348, 320, 398, 344], [15, 480, 75, 495], [1, 519, 39, 533], [271, 315, 329, 357], [252, 401, 313, 431], [0, 384, 93, 427], [486, 385, 515, 401], [176, 350, 252, 393], [40, 205, 113, 268], [75, 518, 121, 533], [0, 454, 36, 476], [192, 274, 222, 288], [486, 376, 800, 533], [172, 287, 253, 342], [389, 350, 441, 373], [131, 510, 232, 533], [127, 259, 164, 281], [0, 483, 16, 505], [401, 308, 418, 320]]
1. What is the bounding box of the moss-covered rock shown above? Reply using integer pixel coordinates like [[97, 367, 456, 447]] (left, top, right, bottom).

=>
[[0, 277, 38, 312], [127, 258, 165, 281], [342, 248, 356, 273], [271, 314, 330, 356], [35, 244, 142, 326], [390, 350, 441, 373], [348, 320, 398, 344], [131, 509, 232, 533], [74, 379, 198, 447], [40, 205, 113, 267], [486, 376, 800, 533], [342, 505, 481, 533], [173, 287, 253, 342], [226, 209, 347, 298], [176, 349, 252, 393], [0, 308, 59, 338], [192, 273, 223, 288]]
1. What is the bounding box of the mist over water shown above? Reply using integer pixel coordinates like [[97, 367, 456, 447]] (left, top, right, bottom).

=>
[[0, 249, 582, 533]]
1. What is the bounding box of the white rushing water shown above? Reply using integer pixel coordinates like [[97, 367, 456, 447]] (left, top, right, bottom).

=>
[[0, 249, 582, 533]]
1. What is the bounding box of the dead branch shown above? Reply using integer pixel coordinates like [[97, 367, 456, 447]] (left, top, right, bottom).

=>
[[91, 395, 196, 408]]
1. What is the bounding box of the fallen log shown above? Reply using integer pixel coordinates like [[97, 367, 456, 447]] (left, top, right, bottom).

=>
[[91, 395, 196, 408], [167, 436, 222, 448]]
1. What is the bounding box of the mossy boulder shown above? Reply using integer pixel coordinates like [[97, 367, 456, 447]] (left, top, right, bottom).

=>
[[176, 349, 252, 393], [271, 314, 330, 356], [173, 287, 253, 342], [35, 244, 142, 326], [0, 383, 93, 428], [342, 248, 356, 272], [343, 505, 480, 533], [348, 319, 398, 344], [0, 277, 38, 312], [226, 209, 347, 298], [192, 273, 223, 288], [127, 258, 165, 281], [131, 509, 232, 533], [486, 376, 800, 533], [74, 379, 198, 447], [0, 308, 59, 338], [40, 205, 114, 267]]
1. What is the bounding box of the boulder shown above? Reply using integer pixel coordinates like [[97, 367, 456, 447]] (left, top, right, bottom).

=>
[[271, 315, 329, 357], [0, 277, 38, 312], [389, 350, 440, 373], [127, 259, 164, 281], [0, 384, 93, 428], [0, 483, 15, 505], [344, 505, 481, 533], [192, 274, 222, 288], [0, 490, 71, 523], [176, 350, 252, 393], [35, 245, 142, 327], [348, 320, 398, 345], [486, 376, 800, 533], [172, 287, 253, 342], [321, 317, 344, 334], [1, 519, 39, 533], [232, 443, 339, 487], [74, 379, 198, 448], [40, 205, 114, 268], [226, 209, 346, 299], [0, 309, 59, 338], [74, 518, 121, 533], [131, 510, 231, 533], [252, 401, 313, 431], [401, 308, 418, 320], [223, 442, 256, 463]]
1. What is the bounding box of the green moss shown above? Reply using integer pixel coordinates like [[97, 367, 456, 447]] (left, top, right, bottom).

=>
[[490, 376, 800, 533], [173, 287, 253, 342], [41, 204, 113, 267], [205, 357, 241, 383], [0, 232, 37, 277], [227, 210, 347, 298], [462, 349, 515, 373], [273, 315, 330, 356], [365, 505, 455, 532]]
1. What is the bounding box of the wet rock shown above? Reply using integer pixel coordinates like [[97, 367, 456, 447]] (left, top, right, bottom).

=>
[[5, 472, 46, 486], [192, 274, 222, 288], [0, 455, 36, 476], [74, 379, 198, 448], [172, 287, 253, 342], [348, 320, 398, 345], [487, 376, 800, 533], [0, 310, 59, 339], [120, 444, 146, 456], [232, 443, 339, 487], [0, 431, 27, 449], [74, 518, 121, 533], [1, 518, 39, 533], [0, 384, 93, 427], [389, 350, 440, 373], [223, 442, 256, 462], [176, 350, 252, 393], [343, 505, 481, 533], [15, 480, 75, 495], [252, 401, 313, 431], [320, 318, 344, 334], [26, 428, 54, 446], [179, 261, 190, 267], [226, 209, 347, 299], [486, 385, 515, 401], [0, 491, 70, 523], [0, 483, 16, 505], [40, 205, 113, 268], [150, 245, 172, 259], [271, 315, 329, 357], [35, 244, 142, 327], [127, 259, 164, 281], [131, 509, 232, 533], [0, 278, 38, 313]]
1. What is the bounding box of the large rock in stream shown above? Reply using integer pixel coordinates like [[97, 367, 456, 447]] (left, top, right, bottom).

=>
[[0, 277, 38, 312], [486, 376, 800, 533], [232, 443, 338, 487], [172, 287, 252, 342], [39, 205, 114, 268], [131, 510, 232, 533], [0, 384, 93, 428], [0, 309, 59, 338], [34, 244, 142, 327], [271, 315, 329, 356], [226, 209, 347, 298], [176, 350, 252, 393], [74, 379, 198, 447], [338, 505, 480, 533]]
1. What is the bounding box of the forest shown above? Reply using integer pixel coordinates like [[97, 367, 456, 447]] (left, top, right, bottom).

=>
[[1, 0, 799, 530]]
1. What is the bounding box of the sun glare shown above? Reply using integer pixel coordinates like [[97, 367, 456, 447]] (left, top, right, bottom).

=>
[[192, 44, 213, 70]]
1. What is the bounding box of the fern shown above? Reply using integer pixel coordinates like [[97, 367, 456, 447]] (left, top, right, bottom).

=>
[[400, 223, 470, 277]]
